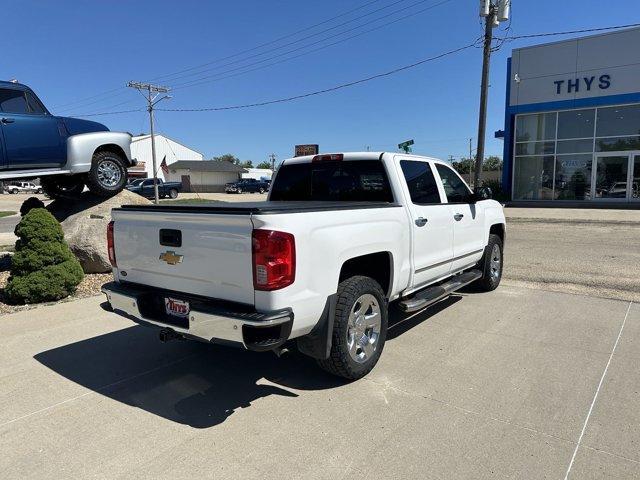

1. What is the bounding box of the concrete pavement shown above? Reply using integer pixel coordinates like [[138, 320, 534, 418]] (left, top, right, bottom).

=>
[[0, 286, 637, 479]]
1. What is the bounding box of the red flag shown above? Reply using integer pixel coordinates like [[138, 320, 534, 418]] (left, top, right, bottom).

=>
[[160, 156, 169, 175]]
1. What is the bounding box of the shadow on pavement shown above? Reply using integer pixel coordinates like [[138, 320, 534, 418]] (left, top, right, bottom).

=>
[[35, 293, 464, 428], [34, 325, 347, 429]]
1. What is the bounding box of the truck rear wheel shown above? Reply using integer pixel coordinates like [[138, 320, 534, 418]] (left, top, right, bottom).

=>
[[317, 276, 388, 380], [86, 151, 127, 197], [473, 234, 503, 292], [41, 175, 85, 199]]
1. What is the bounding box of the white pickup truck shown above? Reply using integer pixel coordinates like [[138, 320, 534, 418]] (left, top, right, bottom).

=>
[[102, 152, 506, 379]]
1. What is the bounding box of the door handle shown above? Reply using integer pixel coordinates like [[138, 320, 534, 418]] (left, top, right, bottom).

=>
[[1, 117, 15, 124], [415, 217, 428, 227], [454, 213, 464, 221]]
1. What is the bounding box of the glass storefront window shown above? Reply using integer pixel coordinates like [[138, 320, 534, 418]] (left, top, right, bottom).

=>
[[513, 156, 554, 200], [554, 154, 593, 200], [556, 139, 593, 154], [515, 113, 556, 142], [596, 105, 640, 137], [557, 109, 595, 139], [515, 141, 555, 156], [596, 136, 640, 151]]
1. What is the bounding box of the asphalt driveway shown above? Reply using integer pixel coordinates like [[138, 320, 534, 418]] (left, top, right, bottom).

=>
[[0, 284, 637, 479]]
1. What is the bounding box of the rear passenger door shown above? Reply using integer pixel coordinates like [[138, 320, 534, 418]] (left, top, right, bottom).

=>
[[398, 159, 454, 288], [434, 163, 485, 272]]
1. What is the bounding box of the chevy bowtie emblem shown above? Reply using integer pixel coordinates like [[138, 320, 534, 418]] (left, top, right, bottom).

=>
[[159, 251, 183, 265]]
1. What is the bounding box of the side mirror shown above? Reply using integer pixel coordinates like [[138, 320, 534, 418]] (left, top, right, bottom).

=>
[[474, 186, 493, 200]]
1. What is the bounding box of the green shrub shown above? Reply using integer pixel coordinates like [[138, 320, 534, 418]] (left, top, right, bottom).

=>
[[5, 208, 83, 304], [482, 179, 509, 203]]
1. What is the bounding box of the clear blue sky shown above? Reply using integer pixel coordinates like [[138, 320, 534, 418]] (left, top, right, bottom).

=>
[[2, 0, 637, 164]]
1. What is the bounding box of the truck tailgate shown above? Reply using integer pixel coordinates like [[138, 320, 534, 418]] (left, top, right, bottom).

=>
[[111, 209, 254, 305]]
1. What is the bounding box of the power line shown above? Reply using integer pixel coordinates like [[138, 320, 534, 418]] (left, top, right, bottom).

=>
[[157, 42, 480, 113], [167, 0, 447, 88], [50, 0, 387, 110], [497, 22, 640, 42], [170, 0, 452, 90]]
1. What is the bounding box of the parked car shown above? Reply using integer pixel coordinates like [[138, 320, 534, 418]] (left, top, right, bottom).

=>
[[0, 81, 135, 198], [102, 152, 506, 379], [225, 178, 269, 194], [5, 181, 43, 194], [126, 178, 181, 199]]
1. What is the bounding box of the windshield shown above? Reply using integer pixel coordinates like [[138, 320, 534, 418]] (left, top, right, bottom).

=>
[[269, 160, 393, 202]]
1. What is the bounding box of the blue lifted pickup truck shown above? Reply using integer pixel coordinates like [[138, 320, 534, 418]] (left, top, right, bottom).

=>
[[0, 80, 135, 198]]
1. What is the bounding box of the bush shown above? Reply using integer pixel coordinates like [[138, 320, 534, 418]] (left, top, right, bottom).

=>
[[4, 208, 83, 304]]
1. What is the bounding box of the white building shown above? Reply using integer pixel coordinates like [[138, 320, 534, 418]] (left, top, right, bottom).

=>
[[128, 134, 204, 181], [166, 160, 247, 192], [241, 168, 273, 181]]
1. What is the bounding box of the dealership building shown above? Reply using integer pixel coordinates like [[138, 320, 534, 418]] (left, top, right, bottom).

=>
[[502, 27, 640, 203]]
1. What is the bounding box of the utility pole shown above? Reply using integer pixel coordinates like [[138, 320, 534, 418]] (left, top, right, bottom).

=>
[[268, 153, 277, 171], [475, 0, 509, 189], [469, 137, 474, 186], [127, 81, 171, 204], [448, 155, 455, 164]]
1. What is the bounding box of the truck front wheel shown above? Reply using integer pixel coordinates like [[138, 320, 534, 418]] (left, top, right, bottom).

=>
[[317, 276, 388, 380], [86, 151, 127, 197], [168, 188, 179, 199], [41, 176, 85, 199], [473, 234, 503, 292]]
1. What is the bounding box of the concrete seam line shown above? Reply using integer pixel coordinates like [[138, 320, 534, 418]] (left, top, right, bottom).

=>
[[0, 353, 199, 428], [563, 301, 633, 480]]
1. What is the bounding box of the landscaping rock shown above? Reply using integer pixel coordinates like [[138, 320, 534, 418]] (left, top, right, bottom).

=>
[[45, 190, 151, 273]]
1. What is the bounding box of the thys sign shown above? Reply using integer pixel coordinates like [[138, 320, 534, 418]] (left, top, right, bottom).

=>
[[554, 74, 611, 95]]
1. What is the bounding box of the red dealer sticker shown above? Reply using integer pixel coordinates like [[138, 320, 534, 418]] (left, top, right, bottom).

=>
[[165, 297, 190, 317]]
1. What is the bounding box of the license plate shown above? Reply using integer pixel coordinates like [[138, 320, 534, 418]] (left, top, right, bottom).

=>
[[164, 297, 190, 317]]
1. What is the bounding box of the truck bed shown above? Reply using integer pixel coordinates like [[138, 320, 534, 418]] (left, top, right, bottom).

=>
[[116, 201, 402, 215]]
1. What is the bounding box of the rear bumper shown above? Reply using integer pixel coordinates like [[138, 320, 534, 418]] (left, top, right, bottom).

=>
[[101, 282, 293, 351]]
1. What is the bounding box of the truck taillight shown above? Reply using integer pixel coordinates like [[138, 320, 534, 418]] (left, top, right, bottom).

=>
[[107, 221, 117, 267], [252, 230, 295, 291]]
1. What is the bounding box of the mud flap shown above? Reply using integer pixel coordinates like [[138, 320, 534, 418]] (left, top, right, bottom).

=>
[[296, 294, 336, 360]]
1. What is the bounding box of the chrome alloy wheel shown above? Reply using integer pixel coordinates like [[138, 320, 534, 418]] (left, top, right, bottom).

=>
[[97, 159, 122, 188], [347, 294, 382, 364], [490, 243, 502, 280]]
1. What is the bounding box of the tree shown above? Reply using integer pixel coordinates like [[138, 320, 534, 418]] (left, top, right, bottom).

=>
[[212, 154, 240, 164], [451, 156, 502, 174], [5, 208, 83, 304], [240, 160, 253, 168], [483, 156, 503, 171], [256, 161, 272, 169]]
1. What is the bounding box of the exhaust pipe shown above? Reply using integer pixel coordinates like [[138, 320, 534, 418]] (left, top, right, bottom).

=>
[[159, 328, 181, 343]]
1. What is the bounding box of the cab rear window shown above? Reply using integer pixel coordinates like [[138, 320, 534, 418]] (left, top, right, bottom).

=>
[[269, 160, 393, 202]]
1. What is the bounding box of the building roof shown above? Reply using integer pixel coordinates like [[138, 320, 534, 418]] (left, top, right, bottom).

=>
[[170, 160, 247, 173], [132, 134, 204, 158]]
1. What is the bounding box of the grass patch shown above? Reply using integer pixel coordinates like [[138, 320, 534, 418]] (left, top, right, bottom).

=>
[[0, 211, 17, 218], [160, 198, 223, 205]]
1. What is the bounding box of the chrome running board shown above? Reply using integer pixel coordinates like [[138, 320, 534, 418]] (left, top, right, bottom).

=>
[[398, 269, 483, 313]]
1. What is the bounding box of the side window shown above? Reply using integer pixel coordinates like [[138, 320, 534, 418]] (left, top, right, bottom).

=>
[[0, 89, 29, 114], [25, 91, 46, 114], [400, 160, 441, 204], [435, 164, 471, 203]]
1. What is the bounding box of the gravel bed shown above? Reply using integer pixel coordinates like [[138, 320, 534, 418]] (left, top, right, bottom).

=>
[[0, 256, 112, 315]]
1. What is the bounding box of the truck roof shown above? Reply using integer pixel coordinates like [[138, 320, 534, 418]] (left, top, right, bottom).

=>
[[281, 151, 446, 165], [0, 80, 29, 90]]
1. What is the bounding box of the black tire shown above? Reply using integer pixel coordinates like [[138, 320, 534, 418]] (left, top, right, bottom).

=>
[[85, 150, 128, 197], [40, 175, 85, 199], [237, 188, 243, 194], [317, 276, 388, 380], [473, 234, 503, 292], [259, 187, 265, 194], [36, 188, 43, 194], [169, 188, 179, 199], [9, 189, 17, 194]]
